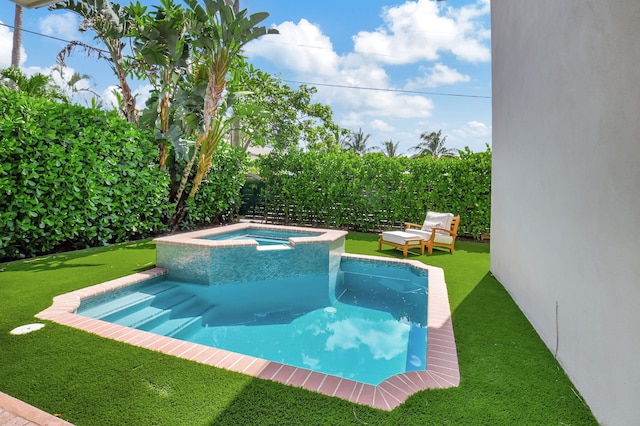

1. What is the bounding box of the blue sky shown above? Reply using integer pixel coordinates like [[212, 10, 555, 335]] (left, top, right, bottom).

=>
[[0, 0, 491, 155]]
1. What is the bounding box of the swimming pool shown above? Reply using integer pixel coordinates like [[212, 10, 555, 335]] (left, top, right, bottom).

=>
[[200, 227, 322, 246], [37, 224, 459, 410], [75, 256, 427, 385]]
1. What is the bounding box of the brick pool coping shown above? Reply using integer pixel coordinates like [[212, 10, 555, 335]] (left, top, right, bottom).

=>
[[36, 254, 459, 411], [0, 391, 74, 425]]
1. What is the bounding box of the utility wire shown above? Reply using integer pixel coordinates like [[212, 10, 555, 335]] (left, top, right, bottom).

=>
[[283, 79, 491, 99], [2, 21, 82, 46], [0, 21, 111, 55], [1, 22, 491, 100]]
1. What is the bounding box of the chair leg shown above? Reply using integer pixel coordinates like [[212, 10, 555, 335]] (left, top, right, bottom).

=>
[[403, 246, 408, 257]]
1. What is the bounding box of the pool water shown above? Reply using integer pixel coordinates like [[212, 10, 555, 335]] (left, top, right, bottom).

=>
[[77, 258, 427, 385], [201, 228, 322, 245]]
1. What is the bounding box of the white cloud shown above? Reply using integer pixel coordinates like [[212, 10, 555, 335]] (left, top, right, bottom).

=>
[[101, 86, 120, 111], [0, 12, 78, 70], [406, 63, 471, 89], [340, 111, 364, 128], [352, 0, 490, 64], [466, 120, 491, 137], [370, 119, 395, 132], [0, 21, 27, 67], [39, 12, 80, 42], [243, 0, 488, 150], [48, 65, 92, 92], [100, 83, 152, 114], [321, 84, 433, 121], [244, 19, 339, 75], [325, 318, 410, 360], [446, 120, 492, 153], [246, 18, 437, 123], [133, 84, 153, 110]]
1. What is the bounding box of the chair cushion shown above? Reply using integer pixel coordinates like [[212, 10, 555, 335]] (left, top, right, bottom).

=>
[[405, 229, 453, 245], [422, 211, 453, 235], [405, 229, 431, 240], [381, 231, 422, 246], [434, 234, 454, 245]]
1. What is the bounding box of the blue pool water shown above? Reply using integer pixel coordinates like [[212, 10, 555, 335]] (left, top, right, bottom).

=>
[[76, 257, 427, 385], [201, 228, 321, 245]]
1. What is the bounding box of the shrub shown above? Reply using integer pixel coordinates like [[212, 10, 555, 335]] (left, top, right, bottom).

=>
[[254, 148, 491, 237], [179, 144, 247, 229], [0, 91, 170, 260]]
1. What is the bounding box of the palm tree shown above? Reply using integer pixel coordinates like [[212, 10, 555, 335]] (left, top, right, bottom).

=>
[[378, 139, 400, 157], [54, 0, 139, 124], [411, 130, 458, 158], [0, 66, 67, 101], [343, 128, 372, 155], [11, 5, 22, 68]]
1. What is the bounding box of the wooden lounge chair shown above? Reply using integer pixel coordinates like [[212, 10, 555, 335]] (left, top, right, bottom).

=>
[[405, 212, 460, 255]]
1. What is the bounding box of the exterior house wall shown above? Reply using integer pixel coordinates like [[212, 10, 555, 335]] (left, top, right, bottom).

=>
[[491, 1, 640, 425]]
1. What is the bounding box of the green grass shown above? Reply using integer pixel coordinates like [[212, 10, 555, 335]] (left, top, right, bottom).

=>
[[0, 235, 597, 425]]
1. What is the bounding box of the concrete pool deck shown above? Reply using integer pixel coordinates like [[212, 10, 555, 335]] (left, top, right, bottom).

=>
[[34, 256, 459, 412]]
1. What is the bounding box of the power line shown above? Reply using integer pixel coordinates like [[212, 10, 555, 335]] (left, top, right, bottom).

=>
[[2, 21, 78, 45], [0, 22, 111, 55], [1, 22, 491, 99], [283, 79, 491, 99]]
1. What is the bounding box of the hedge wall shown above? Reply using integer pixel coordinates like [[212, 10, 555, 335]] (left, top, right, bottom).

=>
[[0, 89, 490, 259], [254, 148, 491, 237], [0, 91, 170, 260], [180, 145, 247, 230]]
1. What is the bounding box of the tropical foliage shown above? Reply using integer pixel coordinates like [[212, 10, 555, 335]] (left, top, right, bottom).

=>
[[227, 59, 342, 152], [342, 128, 372, 155], [411, 129, 458, 158], [0, 66, 67, 102], [57, 0, 276, 229], [378, 139, 401, 157], [53, 0, 140, 123]]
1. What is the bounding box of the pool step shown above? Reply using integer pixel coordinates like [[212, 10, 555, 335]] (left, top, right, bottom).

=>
[[109, 293, 198, 329], [77, 281, 179, 320], [96, 286, 189, 323], [145, 304, 218, 338]]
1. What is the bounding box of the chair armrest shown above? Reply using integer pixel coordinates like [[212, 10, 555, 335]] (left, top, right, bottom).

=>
[[433, 227, 452, 235], [405, 222, 422, 229], [433, 227, 457, 238]]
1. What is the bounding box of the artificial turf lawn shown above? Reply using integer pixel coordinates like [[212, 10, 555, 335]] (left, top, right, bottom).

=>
[[0, 235, 598, 425]]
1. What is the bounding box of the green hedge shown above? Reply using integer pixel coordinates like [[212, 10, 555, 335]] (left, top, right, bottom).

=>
[[180, 145, 248, 230], [256, 148, 491, 237], [0, 91, 170, 260]]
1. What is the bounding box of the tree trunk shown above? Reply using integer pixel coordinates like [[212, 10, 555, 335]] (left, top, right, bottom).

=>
[[11, 5, 22, 67]]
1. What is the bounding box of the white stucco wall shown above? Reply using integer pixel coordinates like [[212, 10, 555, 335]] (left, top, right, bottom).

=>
[[491, 1, 640, 425]]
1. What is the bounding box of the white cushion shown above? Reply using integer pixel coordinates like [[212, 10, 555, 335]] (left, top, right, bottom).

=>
[[405, 229, 453, 245], [422, 211, 453, 235], [405, 229, 432, 239], [381, 231, 422, 246], [434, 234, 454, 245], [422, 219, 443, 230]]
